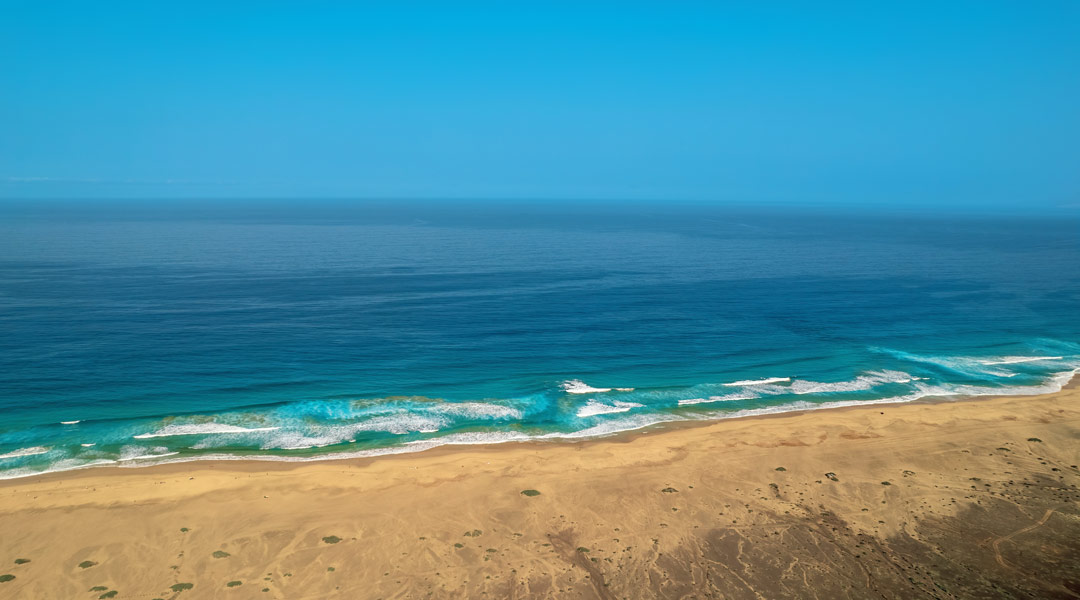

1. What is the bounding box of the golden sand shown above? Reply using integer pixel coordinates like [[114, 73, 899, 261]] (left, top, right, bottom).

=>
[[1, 386, 1078, 599]]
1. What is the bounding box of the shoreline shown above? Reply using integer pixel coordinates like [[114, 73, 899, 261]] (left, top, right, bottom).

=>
[[1, 374, 1078, 598], [3, 370, 1076, 487]]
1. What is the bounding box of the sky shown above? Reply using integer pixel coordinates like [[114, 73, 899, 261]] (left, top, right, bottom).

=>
[[1, 1, 1079, 211]]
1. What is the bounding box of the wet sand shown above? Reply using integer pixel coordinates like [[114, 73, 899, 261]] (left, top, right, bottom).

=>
[[1, 385, 1078, 599]]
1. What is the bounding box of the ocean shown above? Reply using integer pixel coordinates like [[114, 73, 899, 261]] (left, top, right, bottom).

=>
[[1, 200, 1078, 478]]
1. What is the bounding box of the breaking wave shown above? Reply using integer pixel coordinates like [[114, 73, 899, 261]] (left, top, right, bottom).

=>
[[134, 424, 281, 439], [576, 399, 644, 418], [1, 348, 1077, 480]]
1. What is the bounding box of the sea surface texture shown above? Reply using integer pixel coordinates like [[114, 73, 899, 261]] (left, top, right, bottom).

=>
[[1, 201, 1078, 478]]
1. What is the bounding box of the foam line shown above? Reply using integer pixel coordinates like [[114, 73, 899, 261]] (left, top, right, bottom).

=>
[[576, 400, 643, 418], [980, 356, 1063, 365], [723, 377, 791, 387], [679, 393, 757, 406], [0, 447, 51, 460], [134, 424, 281, 439], [1, 367, 1076, 481], [562, 379, 613, 394]]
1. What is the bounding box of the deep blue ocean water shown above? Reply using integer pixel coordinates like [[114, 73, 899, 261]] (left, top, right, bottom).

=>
[[1, 201, 1078, 478]]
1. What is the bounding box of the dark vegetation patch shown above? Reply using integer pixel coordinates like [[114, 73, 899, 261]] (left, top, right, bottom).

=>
[[321, 536, 342, 544], [652, 473, 1080, 599], [520, 489, 541, 496]]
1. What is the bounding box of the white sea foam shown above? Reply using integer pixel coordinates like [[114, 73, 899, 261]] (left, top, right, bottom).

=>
[[112, 412, 679, 470], [407, 430, 533, 448], [678, 393, 757, 406], [134, 424, 281, 439], [3, 368, 1077, 482], [266, 433, 340, 451], [0, 458, 118, 481], [115, 445, 179, 462], [576, 399, 644, 418], [60, 420, 81, 425], [562, 379, 612, 394], [715, 400, 819, 419], [787, 370, 915, 395], [0, 446, 51, 460], [875, 348, 1034, 378], [80, 443, 96, 447], [426, 402, 523, 420], [546, 412, 680, 439], [710, 395, 928, 421], [351, 414, 446, 435], [903, 368, 1079, 401], [980, 356, 1064, 365], [255, 413, 449, 450], [723, 377, 790, 387], [693, 370, 915, 401], [117, 452, 180, 462]]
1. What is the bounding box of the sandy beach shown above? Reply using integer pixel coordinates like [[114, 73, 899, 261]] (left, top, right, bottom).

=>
[[6, 2, 1079, 597], [1, 385, 1078, 599]]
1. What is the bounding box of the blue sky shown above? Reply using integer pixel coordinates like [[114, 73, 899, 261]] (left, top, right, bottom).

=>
[[1, 1, 1078, 210]]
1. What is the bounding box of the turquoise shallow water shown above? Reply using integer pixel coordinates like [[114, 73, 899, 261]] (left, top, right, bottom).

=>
[[1, 201, 1078, 478]]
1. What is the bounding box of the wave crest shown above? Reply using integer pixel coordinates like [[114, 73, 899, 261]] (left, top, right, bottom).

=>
[[134, 424, 281, 439], [0, 447, 51, 460], [562, 379, 634, 394], [576, 399, 644, 418], [723, 377, 790, 387]]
